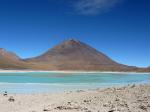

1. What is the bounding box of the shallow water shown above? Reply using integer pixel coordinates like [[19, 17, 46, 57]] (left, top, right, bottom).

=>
[[0, 72, 150, 93]]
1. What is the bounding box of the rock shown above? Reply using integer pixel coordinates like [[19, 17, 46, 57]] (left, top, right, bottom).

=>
[[108, 110, 115, 112], [3, 91, 7, 96], [55, 105, 81, 110], [8, 96, 15, 102], [83, 99, 91, 103], [130, 84, 136, 88], [115, 98, 120, 101], [76, 90, 85, 92], [67, 102, 71, 105], [139, 105, 147, 111], [43, 109, 50, 111]]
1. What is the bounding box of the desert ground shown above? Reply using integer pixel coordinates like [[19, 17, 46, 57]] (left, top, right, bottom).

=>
[[0, 84, 150, 112]]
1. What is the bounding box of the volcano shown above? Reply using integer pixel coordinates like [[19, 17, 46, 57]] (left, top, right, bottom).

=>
[[25, 39, 138, 71], [0, 39, 149, 72]]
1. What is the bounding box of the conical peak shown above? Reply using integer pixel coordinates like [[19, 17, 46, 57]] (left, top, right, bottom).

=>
[[64, 39, 80, 44], [68, 39, 79, 42], [55, 39, 83, 49]]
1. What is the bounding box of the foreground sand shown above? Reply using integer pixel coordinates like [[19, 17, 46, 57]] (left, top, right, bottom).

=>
[[0, 84, 150, 112]]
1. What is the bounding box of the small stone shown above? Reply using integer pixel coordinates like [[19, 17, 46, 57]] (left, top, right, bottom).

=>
[[115, 98, 119, 101], [139, 105, 147, 111], [8, 96, 15, 102], [43, 109, 49, 111], [130, 84, 136, 88], [67, 102, 71, 105], [3, 91, 7, 96]]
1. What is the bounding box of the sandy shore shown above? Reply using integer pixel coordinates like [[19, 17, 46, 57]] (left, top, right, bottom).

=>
[[0, 84, 150, 112], [0, 69, 150, 74]]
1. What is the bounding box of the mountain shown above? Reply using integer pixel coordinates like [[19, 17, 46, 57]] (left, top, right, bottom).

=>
[[0, 39, 149, 72], [145, 67, 150, 72], [25, 39, 138, 71], [0, 48, 28, 69], [0, 48, 20, 60]]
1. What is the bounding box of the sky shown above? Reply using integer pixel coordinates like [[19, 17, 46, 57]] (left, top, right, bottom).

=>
[[0, 0, 150, 67]]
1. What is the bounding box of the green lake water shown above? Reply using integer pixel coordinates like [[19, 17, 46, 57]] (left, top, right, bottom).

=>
[[0, 72, 150, 93]]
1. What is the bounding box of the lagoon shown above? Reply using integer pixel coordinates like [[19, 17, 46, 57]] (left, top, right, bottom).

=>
[[0, 72, 150, 93]]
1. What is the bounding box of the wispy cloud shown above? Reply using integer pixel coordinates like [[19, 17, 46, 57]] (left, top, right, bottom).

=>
[[73, 0, 122, 15]]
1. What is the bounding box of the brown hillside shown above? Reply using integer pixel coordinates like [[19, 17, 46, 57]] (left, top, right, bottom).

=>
[[26, 39, 138, 71]]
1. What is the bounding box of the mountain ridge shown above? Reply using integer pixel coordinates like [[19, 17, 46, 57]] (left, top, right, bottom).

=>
[[0, 48, 29, 69], [0, 39, 149, 72]]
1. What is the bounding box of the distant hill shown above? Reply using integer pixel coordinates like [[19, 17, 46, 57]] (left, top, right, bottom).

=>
[[25, 39, 142, 71], [0, 48, 28, 69], [0, 39, 149, 72], [145, 67, 150, 72]]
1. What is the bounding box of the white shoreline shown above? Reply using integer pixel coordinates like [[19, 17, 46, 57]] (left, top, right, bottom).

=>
[[0, 69, 150, 74]]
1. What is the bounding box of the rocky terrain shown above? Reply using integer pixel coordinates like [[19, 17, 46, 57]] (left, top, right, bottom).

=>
[[1, 84, 150, 112]]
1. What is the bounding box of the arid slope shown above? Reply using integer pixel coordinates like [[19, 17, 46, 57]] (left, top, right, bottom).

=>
[[0, 39, 149, 72]]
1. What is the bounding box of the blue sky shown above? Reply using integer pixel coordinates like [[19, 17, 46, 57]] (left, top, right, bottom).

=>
[[0, 0, 150, 67]]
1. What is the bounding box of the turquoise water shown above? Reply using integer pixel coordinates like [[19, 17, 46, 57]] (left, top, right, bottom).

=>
[[0, 72, 150, 93]]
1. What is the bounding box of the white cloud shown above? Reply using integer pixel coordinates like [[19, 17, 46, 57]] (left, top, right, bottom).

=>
[[74, 0, 122, 15]]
